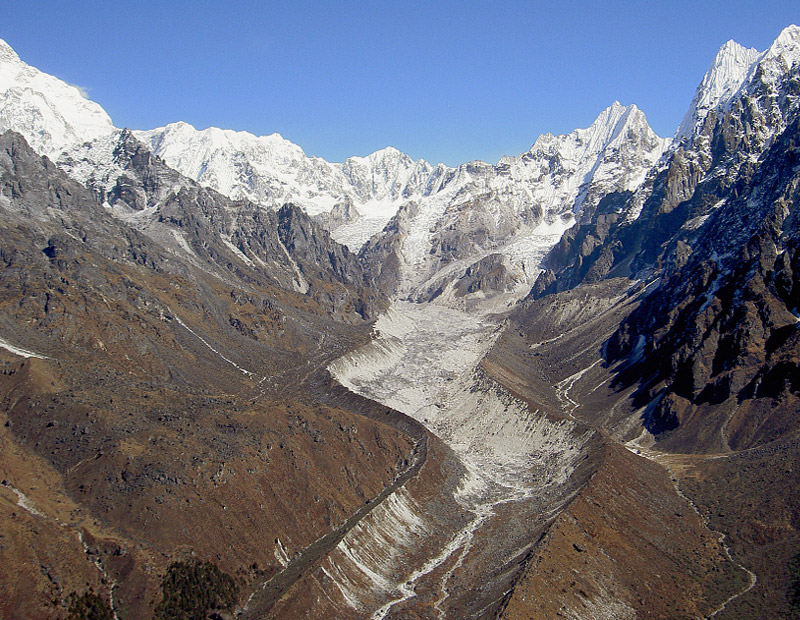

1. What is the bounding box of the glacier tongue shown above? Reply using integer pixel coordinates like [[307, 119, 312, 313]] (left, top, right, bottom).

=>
[[330, 302, 502, 419], [326, 301, 589, 617]]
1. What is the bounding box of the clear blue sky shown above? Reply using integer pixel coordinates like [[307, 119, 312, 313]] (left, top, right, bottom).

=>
[[3, 1, 798, 166]]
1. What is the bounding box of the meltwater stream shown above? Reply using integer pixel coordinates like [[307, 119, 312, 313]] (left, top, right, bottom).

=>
[[313, 301, 591, 619]]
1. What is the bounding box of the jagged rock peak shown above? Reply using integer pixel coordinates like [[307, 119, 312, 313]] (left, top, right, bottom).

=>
[[0, 38, 115, 158], [506, 101, 664, 165], [690, 40, 760, 114], [494, 101, 668, 222], [676, 24, 800, 143]]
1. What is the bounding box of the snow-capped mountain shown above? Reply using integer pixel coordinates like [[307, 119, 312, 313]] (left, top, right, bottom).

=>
[[501, 101, 669, 223], [359, 101, 669, 307], [676, 24, 800, 146], [134, 121, 349, 215], [136, 102, 668, 289], [0, 35, 669, 311], [539, 25, 800, 298], [674, 40, 762, 144], [598, 26, 800, 451], [133, 122, 438, 247], [0, 38, 115, 158], [528, 24, 800, 455]]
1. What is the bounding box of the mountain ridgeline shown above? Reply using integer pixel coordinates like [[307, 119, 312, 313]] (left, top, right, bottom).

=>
[[533, 25, 800, 450], [0, 25, 799, 620]]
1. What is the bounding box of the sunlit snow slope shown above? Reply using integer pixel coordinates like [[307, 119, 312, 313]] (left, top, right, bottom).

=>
[[0, 38, 115, 158]]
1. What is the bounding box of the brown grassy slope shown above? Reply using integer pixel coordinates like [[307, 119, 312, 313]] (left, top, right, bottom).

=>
[[0, 132, 419, 620], [678, 438, 800, 619], [482, 281, 749, 619], [499, 442, 747, 620]]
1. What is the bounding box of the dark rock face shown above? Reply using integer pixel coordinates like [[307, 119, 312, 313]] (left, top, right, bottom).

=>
[[532, 191, 633, 297], [313, 196, 360, 230], [101, 130, 385, 321], [606, 114, 800, 451], [453, 253, 518, 298], [535, 62, 800, 300], [359, 201, 418, 298]]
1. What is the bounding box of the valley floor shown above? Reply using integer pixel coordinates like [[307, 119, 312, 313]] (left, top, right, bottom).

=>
[[265, 290, 758, 619], [263, 301, 591, 619]]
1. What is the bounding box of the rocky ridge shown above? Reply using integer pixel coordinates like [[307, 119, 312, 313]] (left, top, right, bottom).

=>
[[0, 38, 669, 313], [0, 24, 799, 620]]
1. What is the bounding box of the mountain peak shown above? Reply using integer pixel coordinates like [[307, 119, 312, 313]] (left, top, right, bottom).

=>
[[674, 38, 760, 142], [345, 145, 426, 169], [591, 101, 639, 130], [527, 101, 655, 158], [371, 145, 403, 157], [772, 23, 800, 49], [352, 145, 405, 163], [674, 27, 800, 143], [694, 38, 759, 108], [0, 38, 20, 63], [0, 38, 115, 158], [608, 100, 632, 113], [760, 23, 800, 74], [0, 38, 26, 92]]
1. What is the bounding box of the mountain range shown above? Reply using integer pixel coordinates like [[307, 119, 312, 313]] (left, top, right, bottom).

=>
[[0, 25, 798, 620]]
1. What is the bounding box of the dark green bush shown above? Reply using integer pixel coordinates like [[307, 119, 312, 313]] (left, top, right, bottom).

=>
[[789, 552, 800, 617], [66, 589, 114, 620], [154, 560, 239, 620]]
